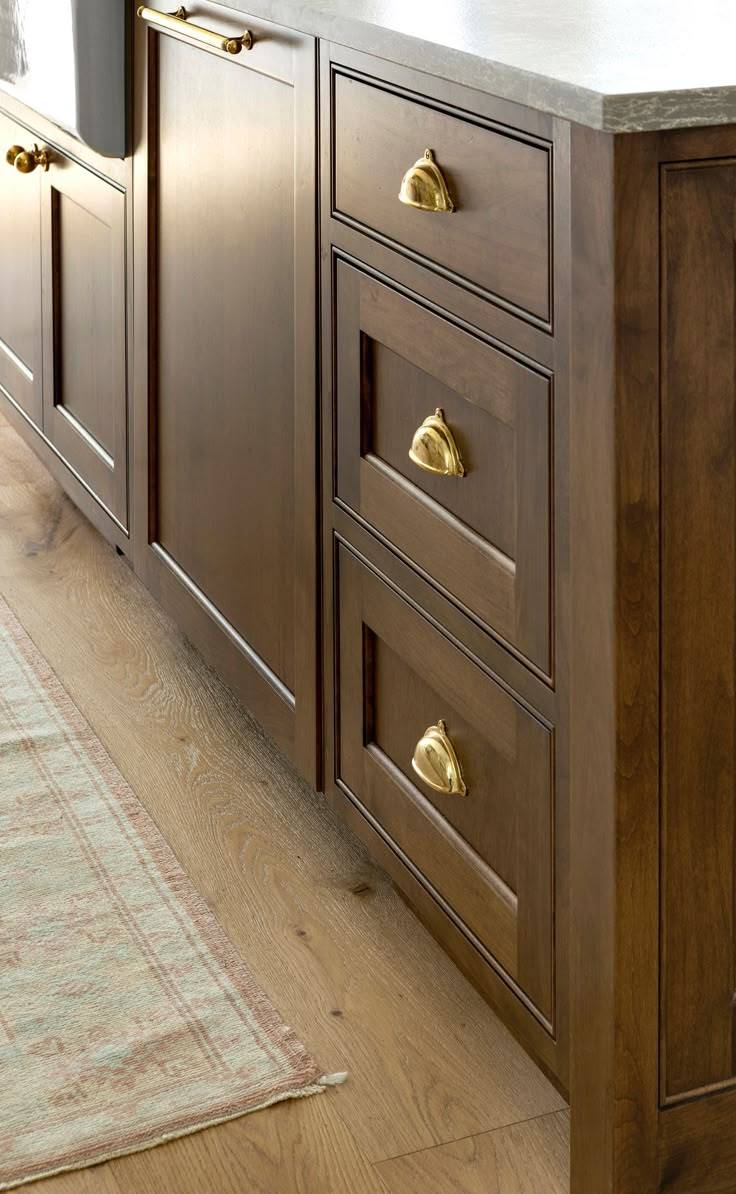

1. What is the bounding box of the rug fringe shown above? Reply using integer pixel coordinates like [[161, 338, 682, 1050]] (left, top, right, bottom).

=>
[[317, 1071, 349, 1087]]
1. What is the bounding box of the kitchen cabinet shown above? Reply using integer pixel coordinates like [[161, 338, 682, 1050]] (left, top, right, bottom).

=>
[[321, 43, 570, 1090], [0, 111, 43, 428], [132, 3, 318, 780], [0, 110, 129, 535], [41, 154, 128, 528], [5, 1, 736, 1188]]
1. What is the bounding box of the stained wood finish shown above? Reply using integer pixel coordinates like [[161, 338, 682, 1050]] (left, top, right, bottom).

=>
[[320, 42, 572, 1099], [334, 260, 553, 675], [0, 412, 569, 1194], [0, 109, 43, 427], [132, 2, 319, 779], [336, 542, 556, 1027], [41, 156, 128, 528], [567, 125, 664, 1194], [661, 161, 736, 1101], [331, 67, 552, 325], [659, 1088, 736, 1192]]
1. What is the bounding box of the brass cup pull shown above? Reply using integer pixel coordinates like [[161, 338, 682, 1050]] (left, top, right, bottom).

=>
[[409, 408, 465, 478], [137, 6, 253, 53], [412, 720, 467, 796], [398, 148, 455, 213], [6, 144, 51, 173]]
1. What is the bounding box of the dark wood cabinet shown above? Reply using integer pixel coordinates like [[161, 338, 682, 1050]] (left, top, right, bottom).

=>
[[336, 542, 556, 1025], [41, 156, 128, 529], [132, 3, 318, 780], [6, 12, 736, 1191], [331, 67, 552, 326], [334, 259, 553, 676], [321, 42, 571, 1094], [660, 161, 736, 1103], [0, 111, 43, 428]]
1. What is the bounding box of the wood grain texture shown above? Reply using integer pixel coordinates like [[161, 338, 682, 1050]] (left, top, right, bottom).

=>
[[334, 260, 552, 676], [319, 41, 572, 1102], [131, 3, 320, 782], [659, 1087, 736, 1192], [376, 1110, 570, 1193], [568, 124, 662, 1194], [336, 542, 556, 1024], [41, 156, 128, 527], [0, 414, 568, 1193], [332, 67, 552, 323], [660, 161, 736, 1101], [95, 1095, 385, 1194]]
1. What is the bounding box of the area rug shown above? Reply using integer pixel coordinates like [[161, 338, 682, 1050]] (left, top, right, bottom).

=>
[[0, 596, 341, 1190]]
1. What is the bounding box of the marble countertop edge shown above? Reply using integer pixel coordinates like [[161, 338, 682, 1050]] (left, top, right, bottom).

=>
[[247, 0, 736, 134]]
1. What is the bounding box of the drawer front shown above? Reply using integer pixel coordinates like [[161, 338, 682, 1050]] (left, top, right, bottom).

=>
[[336, 543, 555, 1025], [331, 70, 551, 325], [335, 260, 552, 677]]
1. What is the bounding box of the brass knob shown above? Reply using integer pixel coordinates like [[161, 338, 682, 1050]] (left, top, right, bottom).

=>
[[412, 720, 467, 796], [5, 145, 24, 167], [11, 144, 51, 174], [398, 148, 455, 213], [409, 408, 465, 478]]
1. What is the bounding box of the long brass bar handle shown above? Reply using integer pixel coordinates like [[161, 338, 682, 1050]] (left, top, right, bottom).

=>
[[137, 6, 253, 53]]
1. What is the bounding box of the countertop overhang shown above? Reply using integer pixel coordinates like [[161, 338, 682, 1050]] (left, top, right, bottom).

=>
[[252, 0, 736, 132]]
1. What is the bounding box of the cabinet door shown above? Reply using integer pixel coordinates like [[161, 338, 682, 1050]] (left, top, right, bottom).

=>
[[133, 5, 318, 778], [0, 111, 43, 426], [41, 157, 128, 528]]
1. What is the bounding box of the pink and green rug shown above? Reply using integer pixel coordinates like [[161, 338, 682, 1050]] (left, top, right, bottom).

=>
[[0, 596, 339, 1190]]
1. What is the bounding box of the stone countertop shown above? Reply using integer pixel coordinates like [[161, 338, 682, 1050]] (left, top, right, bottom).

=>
[[250, 0, 736, 132]]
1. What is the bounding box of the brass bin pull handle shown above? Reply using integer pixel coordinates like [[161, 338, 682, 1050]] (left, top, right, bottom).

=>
[[409, 408, 465, 478], [137, 6, 253, 53], [5, 144, 51, 173], [399, 148, 455, 213], [412, 720, 467, 796]]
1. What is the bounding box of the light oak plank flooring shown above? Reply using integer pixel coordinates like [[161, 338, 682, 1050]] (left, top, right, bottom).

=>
[[377, 1111, 570, 1194], [0, 414, 570, 1192]]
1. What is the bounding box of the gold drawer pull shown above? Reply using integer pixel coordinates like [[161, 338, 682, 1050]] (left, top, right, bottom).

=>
[[412, 720, 467, 796], [137, 6, 253, 53], [409, 408, 465, 478], [5, 144, 51, 173], [399, 149, 455, 213]]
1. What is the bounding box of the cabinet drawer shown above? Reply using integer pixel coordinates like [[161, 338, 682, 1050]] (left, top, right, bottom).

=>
[[336, 542, 555, 1025], [335, 261, 552, 676], [331, 70, 551, 325]]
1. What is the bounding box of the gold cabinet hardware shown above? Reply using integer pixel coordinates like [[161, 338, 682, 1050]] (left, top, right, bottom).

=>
[[398, 148, 455, 213], [409, 407, 465, 478], [137, 6, 253, 53], [412, 719, 467, 796], [6, 144, 51, 173]]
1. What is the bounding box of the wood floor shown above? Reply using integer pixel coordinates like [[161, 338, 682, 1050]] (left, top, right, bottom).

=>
[[0, 412, 570, 1193]]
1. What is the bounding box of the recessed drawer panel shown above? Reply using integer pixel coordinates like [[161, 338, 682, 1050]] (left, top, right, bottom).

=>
[[336, 542, 555, 1025], [335, 260, 552, 677], [331, 70, 552, 324]]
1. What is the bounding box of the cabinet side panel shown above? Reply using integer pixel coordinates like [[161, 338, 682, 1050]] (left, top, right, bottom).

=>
[[662, 161, 736, 1100]]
